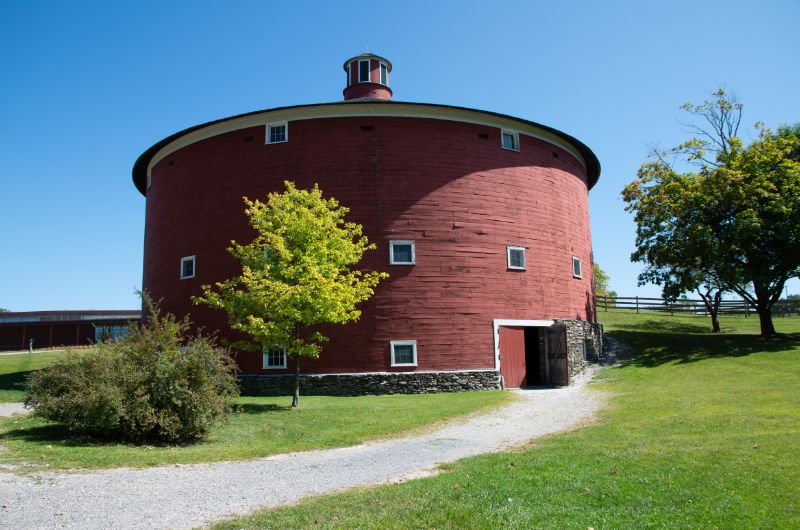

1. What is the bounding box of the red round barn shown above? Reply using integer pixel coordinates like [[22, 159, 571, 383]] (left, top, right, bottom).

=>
[[132, 54, 602, 394]]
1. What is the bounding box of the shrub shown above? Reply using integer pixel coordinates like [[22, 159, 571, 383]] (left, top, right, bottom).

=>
[[25, 299, 239, 443]]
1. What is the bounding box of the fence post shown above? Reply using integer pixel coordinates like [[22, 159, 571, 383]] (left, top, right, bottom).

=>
[[605, 296, 608, 312], [636, 296, 639, 313]]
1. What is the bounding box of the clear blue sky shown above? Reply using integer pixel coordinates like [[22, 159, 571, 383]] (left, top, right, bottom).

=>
[[1, 0, 798, 311]]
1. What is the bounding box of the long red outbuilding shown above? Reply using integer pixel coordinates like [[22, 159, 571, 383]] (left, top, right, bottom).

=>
[[132, 54, 603, 394]]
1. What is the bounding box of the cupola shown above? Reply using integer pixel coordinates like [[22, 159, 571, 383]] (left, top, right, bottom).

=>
[[343, 53, 393, 101]]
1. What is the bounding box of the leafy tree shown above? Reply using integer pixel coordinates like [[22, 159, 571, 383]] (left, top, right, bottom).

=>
[[194, 181, 388, 407], [593, 262, 617, 300], [623, 90, 800, 337], [786, 294, 800, 301], [0, 308, 7, 312]]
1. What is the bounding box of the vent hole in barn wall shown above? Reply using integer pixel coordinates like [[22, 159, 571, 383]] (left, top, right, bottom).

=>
[[478, 133, 489, 139], [552, 152, 559, 158], [168, 160, 175, 166], [524, 327, 543, 385], [360, 125, 374, 131], [243, 135, 254, 142]]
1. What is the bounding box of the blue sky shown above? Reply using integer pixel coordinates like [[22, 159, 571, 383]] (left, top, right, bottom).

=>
[[1, 0, 798, 311]]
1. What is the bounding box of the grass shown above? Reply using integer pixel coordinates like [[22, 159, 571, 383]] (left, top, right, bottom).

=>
[[0, 349, 71, 403], [0, 390, 511, 471], [214, 310, 800, 529]]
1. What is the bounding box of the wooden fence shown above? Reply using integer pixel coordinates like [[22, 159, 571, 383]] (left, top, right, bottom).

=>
[[595, 295, 800, 317]]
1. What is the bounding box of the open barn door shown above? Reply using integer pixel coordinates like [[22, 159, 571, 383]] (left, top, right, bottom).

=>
[[546, 323, 569, 386]]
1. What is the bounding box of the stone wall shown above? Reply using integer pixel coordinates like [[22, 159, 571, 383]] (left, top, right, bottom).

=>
[[556, 319, 604, 378], [238, 370, 501, 397]]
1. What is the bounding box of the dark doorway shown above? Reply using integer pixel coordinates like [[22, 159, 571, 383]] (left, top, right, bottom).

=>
[[523, 327, 542, 385]]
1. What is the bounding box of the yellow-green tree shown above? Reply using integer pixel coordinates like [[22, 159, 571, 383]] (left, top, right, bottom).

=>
[[194, 181, 388, 406]]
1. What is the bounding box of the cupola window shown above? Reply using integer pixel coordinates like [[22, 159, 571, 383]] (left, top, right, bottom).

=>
[[380, 62, 388, 85], [359, 59, 370, 83]]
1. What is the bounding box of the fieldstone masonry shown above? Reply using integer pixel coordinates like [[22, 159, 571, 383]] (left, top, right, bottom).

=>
[[239, 370, 501, 396], [556, 319, 604, 378]]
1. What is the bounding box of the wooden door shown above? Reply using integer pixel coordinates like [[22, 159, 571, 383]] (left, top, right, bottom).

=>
[[546, 324, 569, 386], [499, 326, 527, 388]]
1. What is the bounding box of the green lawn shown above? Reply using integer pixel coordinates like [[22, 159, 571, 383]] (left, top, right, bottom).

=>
[[0, 349, 70, 403], [0, 390, 511, 471], [215, 311, 800, 529]]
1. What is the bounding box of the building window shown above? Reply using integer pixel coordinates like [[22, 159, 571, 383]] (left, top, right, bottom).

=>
[[359, 59, 370, 83], [501, 130, 520, 151], [380, 62, 388, 85], [263, 345, 287, 369], [180, 256, 195, 279], [390, 340, 417, 367], [507, 246, 526, 270], [389, 240, 415, 265], [266, 121, 288, 144], [572, 256, 583, 278]]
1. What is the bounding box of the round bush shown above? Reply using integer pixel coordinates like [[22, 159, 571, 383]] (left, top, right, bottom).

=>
[[25, 305, 239, 443]]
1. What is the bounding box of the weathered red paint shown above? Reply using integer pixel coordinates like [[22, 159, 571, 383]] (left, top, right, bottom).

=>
[[499, 326, 526, 388], [142, 114, 596, 376]]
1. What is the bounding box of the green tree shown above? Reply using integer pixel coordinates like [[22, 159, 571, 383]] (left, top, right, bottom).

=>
[[593, 262, 617, 300], [623, 90, 800, 337], [194, 181, 388, 406]]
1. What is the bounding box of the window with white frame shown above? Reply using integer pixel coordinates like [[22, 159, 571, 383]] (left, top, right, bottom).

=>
[[572, 256, 583, 278], [390, 340, 417, 367], [389, 240, 415, 265], [266, 121, 287, 144], [501, 130, 520, 151], [380, 62, 388, 85], [359, 59, 371, 83], [180, 255, 195, 279], [262, 345, 287, 369], [507, 246, 526, 270]]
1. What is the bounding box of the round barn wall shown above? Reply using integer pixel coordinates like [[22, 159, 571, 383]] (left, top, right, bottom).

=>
[[134, 56, 601, 390]]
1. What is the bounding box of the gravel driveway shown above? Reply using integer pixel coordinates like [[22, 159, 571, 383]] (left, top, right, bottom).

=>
[[0, 369, 603, 529]]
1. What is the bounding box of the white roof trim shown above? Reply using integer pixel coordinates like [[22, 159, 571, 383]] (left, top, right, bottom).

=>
[[146, 103, 588, 179]]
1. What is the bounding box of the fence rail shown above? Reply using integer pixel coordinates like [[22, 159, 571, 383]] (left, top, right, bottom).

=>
[[595, 295, 800, 317]]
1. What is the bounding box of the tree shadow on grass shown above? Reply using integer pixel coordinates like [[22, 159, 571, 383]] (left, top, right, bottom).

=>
[[235, 402, 287, 414], [611, 318, 711, 334], [609, 330, 800, 368], [0, 370, 32, 395]]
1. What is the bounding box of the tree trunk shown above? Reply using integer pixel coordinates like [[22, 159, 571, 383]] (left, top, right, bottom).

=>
[[710, 313, 721, 333], [291, 354, 300, 407], [757, 307, 777, 337]]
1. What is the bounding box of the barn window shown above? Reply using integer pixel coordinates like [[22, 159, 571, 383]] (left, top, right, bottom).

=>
[[389, 240, 415, 265], [262, 345, 287, 369], [501, 130, 520, 151], [180, 256, 195, 279], [266, 121, 288, 144], [507, 246, 526, 270], [390, 340, 417, 367], [359, 59, 370, 83], [572, 256, 583, 278]]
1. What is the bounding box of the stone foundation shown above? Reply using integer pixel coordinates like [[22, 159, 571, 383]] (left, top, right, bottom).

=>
[[555, 319, 604, 378], [238, 370, 501, 396]]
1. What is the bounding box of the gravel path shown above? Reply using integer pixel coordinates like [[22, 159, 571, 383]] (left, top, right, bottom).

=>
[[0, 403, 27, 417], [0, 369, 604, 529]]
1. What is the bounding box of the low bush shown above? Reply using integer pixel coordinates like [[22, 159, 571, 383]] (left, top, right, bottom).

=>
[[25, 299, 239, 443]]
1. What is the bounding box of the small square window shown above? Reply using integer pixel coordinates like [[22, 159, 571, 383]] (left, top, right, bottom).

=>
[[266, 122, 288, 144], [572, 256, 583, 278], [263, 345, 287, 369], [390, 340, 417, 367], [389, 240, 415, 265], [501, 130, 520, 151], [507, 246, 526, 270], [180, 256, 195, 279]]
